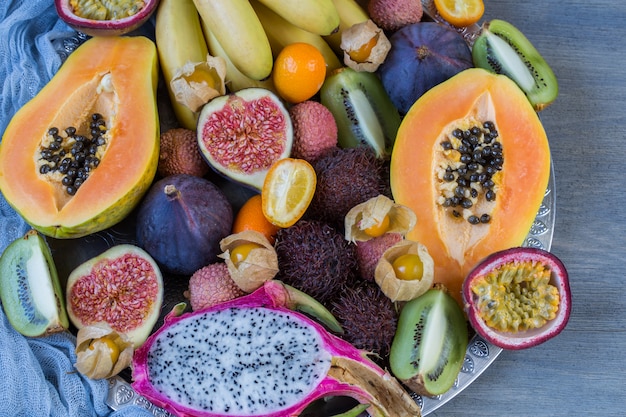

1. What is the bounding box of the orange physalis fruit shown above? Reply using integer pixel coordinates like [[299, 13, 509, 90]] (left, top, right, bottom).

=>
[[392, 253, 425, 281], [261, 158, 317, 228], [348, 33, 380, 63], [363, 213, 391, 237]]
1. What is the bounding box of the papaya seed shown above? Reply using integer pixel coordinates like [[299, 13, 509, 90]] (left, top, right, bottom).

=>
[[37, 112, 108, 196], [437, 120, 503, 225]]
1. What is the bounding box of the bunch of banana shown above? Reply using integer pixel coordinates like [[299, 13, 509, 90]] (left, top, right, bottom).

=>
[[155, 0, 373, 128], [253, 0, 341, 36], [193, 0, 368, 82], [155, 0, 210, 130], [250, 0, 342, 72], [192, 0, 274, 81]]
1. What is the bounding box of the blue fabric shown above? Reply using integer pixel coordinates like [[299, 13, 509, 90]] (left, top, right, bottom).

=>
[[0, 2, 153, 416]]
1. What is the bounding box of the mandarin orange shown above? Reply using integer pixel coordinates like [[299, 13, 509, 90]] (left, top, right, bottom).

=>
[[232, 194, 281, 244], [272, 42, 327, 103]]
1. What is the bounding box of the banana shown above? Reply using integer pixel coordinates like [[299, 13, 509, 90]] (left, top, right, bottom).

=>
[[201, 20, 277, 93], [254, 0, 340, 36], [250, 0, 342, 72], [324, 0, 370, 54], [155, 0, 209, 129], [192, 0, 273, 81]]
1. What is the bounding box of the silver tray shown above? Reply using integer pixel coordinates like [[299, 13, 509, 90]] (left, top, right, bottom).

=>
[[49, 4, 556, 414], [101, 166, 556, 417]]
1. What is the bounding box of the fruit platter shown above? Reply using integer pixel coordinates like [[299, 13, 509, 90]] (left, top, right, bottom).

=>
[[0, 0, 573, 416]]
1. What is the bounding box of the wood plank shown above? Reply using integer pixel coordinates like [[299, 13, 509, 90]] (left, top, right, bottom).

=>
[[432, 1, 626, 416]]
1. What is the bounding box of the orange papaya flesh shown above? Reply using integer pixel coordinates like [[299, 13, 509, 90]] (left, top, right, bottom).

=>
[[390, 68, 551, 306], [0, 36, 159, 239]]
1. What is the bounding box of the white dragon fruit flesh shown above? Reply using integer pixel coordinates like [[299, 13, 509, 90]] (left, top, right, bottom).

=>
[[132, 280, 421, 417]]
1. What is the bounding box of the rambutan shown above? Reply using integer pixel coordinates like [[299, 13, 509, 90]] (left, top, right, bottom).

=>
[[308, 146, 390, 230], [274, 220, 358, 305], [332, 280, 398, 362]]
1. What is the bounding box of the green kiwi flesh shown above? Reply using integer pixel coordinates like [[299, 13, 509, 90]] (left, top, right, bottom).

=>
[[472, 19, 558, 111], [389, 288, 468, 396], [320, 67, 401, 158], [0, 230, 68, 337]]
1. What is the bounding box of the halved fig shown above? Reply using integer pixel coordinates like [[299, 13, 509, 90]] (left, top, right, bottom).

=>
[[197, 88, 293, 191], [55, 0, 159, 37], [66, 244, 164, 347], [462, 247, 571, 350]]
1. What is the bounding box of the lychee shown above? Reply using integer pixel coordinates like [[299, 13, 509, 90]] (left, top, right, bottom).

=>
[[355, 232, 403, 281], [158, 128, 209, 178], [186, 262, 245, 311], [289, 101, 338, 164], [368, 0, 423, 32]]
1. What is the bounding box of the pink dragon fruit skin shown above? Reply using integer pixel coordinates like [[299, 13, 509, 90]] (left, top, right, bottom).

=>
[[132, 280, 421, 417]]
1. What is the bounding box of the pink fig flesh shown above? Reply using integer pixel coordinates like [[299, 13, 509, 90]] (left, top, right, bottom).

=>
[[463, 247, 571, 350], [132, 280, 421, 417], [196, 88, 293, 191], [66, 244, 164, 348]]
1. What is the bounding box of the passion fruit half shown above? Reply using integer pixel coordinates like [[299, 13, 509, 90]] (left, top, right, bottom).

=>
[[462, 247, 571, 350], [55, 0, 160, 37]]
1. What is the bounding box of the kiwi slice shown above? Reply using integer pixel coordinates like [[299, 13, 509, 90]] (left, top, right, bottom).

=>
[[320, 67, 401, 158], [0, 230, 68, 337], [389, 288, 468, 396], [472, 19, 558, 111]]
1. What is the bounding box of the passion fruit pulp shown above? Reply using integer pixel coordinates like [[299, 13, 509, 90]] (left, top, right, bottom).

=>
[[55, 0, 160, 37], [462, 247, 571, 350]]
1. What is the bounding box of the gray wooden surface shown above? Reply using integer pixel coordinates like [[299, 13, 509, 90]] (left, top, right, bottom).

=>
[[432, 1, 626, 416], [4, 2, 622, 416]]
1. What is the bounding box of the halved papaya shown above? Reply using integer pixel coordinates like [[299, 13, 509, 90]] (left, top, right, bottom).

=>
[[0, 36, 159, 239], [390, 68, 551, 305]]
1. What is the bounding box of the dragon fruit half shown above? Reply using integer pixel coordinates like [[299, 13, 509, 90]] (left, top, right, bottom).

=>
[[132, 280, 421, 417]]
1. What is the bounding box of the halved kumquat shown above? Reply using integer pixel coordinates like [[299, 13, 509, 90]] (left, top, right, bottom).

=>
[[261, 158, 317, 228], [434, 0, 485, 27]]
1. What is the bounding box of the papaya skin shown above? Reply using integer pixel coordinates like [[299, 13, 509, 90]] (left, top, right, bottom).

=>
[[0, 36, 159, 239], [390, 68, 551, 306]]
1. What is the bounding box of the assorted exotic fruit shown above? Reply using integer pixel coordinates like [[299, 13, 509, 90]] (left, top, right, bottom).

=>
[[0, 0, 572, 416]]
